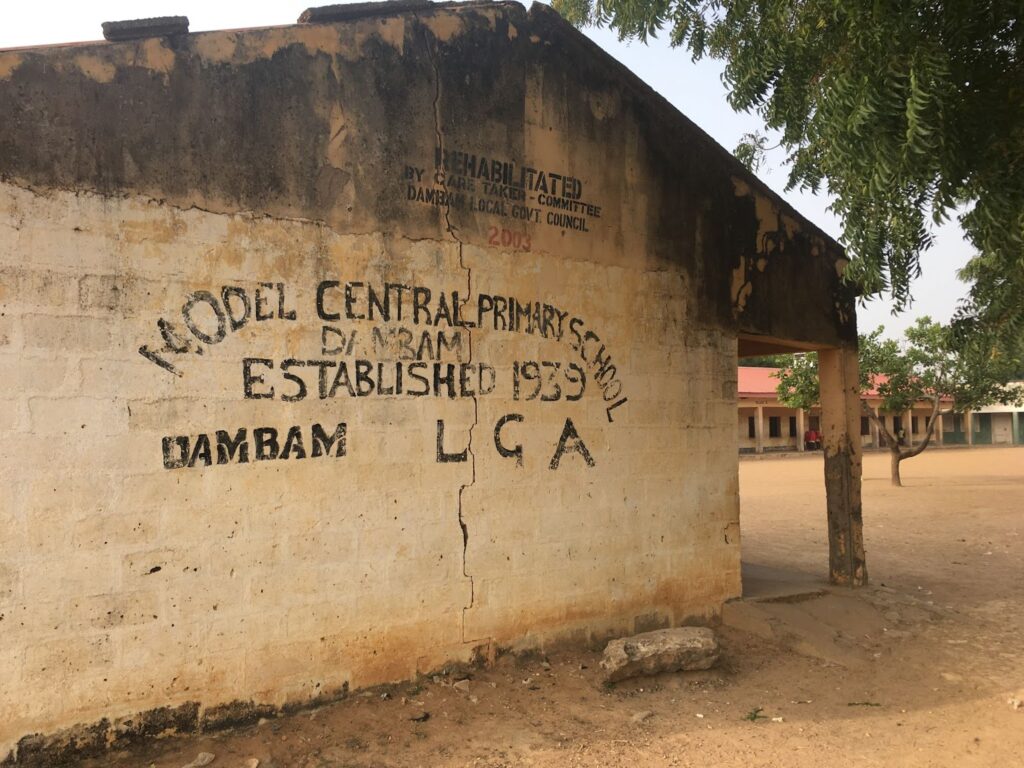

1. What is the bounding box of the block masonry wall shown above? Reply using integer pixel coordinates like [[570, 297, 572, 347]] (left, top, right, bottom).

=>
[[0, 182, 737, 750], [0, 2, 854, 759]]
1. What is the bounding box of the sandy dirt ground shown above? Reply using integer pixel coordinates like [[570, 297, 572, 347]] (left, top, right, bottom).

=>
[[81, 446, 1024, 768]]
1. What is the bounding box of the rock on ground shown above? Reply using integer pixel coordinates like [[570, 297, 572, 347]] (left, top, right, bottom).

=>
[[601, 627, 719, 683]]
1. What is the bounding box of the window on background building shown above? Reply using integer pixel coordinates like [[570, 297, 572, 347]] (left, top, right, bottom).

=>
[[789, 416, 797, 437], [861, 416, 870, 436], [769, 416, 781, 438], [893, 416, 903, 434], [748, 416, 755, 438]]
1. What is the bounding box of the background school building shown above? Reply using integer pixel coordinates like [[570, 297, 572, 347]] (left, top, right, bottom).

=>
[[738, 367, 1024, 453]]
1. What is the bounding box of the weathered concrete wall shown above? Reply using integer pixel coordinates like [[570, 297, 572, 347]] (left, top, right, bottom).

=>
[[0, 1, 853, 760]]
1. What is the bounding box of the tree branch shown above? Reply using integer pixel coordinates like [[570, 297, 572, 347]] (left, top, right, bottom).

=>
[[862, 401, 897, 446], [899, 395, 941, 459]]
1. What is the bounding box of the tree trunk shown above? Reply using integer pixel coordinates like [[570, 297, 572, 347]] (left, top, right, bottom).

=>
[[898, 398, 946, 463], [890, 448, 902, 487], [863, 406, 900, 483], [864, 396, 948, 487]]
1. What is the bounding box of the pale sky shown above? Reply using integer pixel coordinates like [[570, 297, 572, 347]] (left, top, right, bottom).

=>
[[0, 0, 974, 339]]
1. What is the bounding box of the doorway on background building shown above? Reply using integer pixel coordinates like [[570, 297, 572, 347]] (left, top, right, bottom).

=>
[[877, 416, 890, 447], [975, 413, 993, 445]]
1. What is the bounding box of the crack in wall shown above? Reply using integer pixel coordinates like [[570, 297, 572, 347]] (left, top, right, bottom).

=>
[[0, 179, 469, 250], [417, 18, 479, 646], [0, 178, 337, 231], [0, 177, 623, 272]]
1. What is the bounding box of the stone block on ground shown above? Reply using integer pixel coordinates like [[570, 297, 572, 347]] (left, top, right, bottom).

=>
[[600, 627, 719, 683]]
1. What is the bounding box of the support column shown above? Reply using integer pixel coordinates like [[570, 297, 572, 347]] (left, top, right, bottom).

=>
[[966, 410, 974, 447], [936, 413, 944, 446], [754, 404, 764, 454], [819, 347, 867, 587], [797, 408, 806, 452]]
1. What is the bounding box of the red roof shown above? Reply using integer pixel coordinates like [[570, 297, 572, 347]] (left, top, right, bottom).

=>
[[738, 366, 952, 401], [739, 365, 886, 398], [737, 367, 781, 397]]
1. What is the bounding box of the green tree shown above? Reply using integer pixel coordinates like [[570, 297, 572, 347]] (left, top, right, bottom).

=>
[[775, 319, 1023, 486], [554, 0, 1024, 341], [738, 353, 793, 367]]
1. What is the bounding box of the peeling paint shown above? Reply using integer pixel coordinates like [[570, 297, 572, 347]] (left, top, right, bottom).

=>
[[586, 88, 621, 121], [193, 25, 346, 65], [734, 280, 753, 312], [374, 18, 407, 55], [424, 13, 467, 42], [139, 39, 176, 77], [191, 20, 408, 69], [0, 52, 24, 81], [731, 177, 751, 196], [71, 55, 116, 83], [731, 253, 753, 314], [781, 213, 800, 240], [751, 193, 779, 251], [191, 32, 240, 64]]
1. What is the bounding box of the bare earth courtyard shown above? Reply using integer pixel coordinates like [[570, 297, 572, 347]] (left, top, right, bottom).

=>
[[81, 447, 1024, 768]]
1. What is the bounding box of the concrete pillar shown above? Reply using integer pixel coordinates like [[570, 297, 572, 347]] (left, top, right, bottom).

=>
[[966, 410, 974, 446], [818, 347, 867, 587], [797, 408, 806, 452], [936, 413, 944, 446], [754, 404, 764, 454]]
